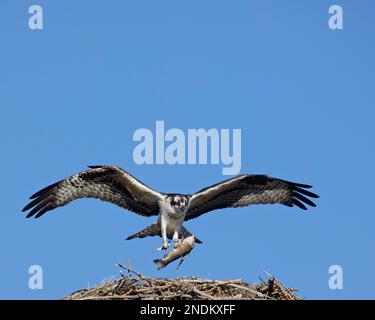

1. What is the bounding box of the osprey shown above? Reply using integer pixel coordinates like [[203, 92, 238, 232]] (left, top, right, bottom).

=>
[[22, 165, 319, 251]]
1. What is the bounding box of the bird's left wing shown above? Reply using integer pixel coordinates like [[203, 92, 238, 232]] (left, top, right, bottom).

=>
[[22, 165, 164, 218], [185, 174, 319, 221]]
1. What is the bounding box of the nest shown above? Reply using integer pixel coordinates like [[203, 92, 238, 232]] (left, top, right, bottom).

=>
[[64, 264, 301, 300]]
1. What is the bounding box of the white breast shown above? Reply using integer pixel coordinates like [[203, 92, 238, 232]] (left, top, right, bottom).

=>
[[158, 199, 186, 233], [160, 199, 185, 218]]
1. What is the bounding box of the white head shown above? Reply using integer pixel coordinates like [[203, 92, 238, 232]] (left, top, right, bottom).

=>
[[167, 194, 189, 213]]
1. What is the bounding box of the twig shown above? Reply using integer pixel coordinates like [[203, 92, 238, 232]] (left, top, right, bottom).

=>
[[116, 263, 143, 278], [226, 283, 273, 299]]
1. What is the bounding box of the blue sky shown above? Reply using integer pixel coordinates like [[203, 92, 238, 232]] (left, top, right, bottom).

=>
[[1, 0, 374, 299]]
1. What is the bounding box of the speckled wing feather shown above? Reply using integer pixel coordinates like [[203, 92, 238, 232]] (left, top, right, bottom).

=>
[[186, 175, 319, 221], [22, 166, 163, 218]]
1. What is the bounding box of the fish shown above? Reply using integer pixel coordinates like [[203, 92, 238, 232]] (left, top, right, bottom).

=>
[[153, 236, 196, 270]]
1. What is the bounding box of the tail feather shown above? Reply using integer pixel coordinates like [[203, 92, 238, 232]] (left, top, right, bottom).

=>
[[126, 222, 160, 240], [126, 223, 202, 244], [179, 227, 203, 244]]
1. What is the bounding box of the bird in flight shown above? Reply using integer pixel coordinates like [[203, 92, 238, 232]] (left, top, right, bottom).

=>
[[22, 165, 319, 251]]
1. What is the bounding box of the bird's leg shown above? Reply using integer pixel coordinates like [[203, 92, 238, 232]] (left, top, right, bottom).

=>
[[172, 231, 180, 248], [155, 217, 169, 252]]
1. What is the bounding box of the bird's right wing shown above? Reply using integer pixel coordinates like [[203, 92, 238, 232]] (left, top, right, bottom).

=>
[[186, 174, 319, 221], [22, 165, 164, 218]]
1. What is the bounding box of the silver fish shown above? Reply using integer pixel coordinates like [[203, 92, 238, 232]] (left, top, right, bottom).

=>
[[153, 236, 196, 270]]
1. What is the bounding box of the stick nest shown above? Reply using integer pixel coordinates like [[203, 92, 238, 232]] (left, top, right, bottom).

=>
[[63, 264, 301, 300]]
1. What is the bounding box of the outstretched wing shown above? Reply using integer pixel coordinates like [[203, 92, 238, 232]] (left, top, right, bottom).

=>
[[186, 174, 319, 221], [22, 165, 163, 218]]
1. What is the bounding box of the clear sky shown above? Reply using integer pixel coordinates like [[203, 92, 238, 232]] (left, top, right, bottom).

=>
[[1, 0, 374, 299]]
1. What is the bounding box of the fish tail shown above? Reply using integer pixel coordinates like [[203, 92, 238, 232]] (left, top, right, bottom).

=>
[[153, 259, 166, 270]]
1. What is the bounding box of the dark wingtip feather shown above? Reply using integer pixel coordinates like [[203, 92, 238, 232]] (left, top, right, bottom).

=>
[[23, 193, 54, 218], [283, 179, 319, 210], [34, 206, 51, 218], [87, 165, 105, 169], [26, 204, 52, 219], [22, 201, 34, 212], [29, 180, 62, 199], [23, 192, 49, 212], [293, 186, 319, 199], [293, 192, 317, 208], [282, 178, 314, 189], [284, 203, 293, 207], [195, 238, 203, 244], [26, 209, 39, 218], [292, 198, 307, 210], [297, 183, 312, 188]]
